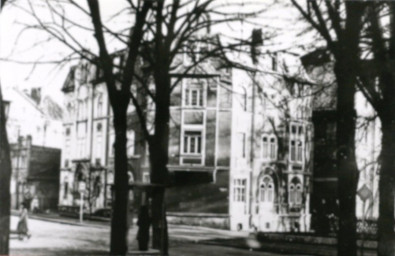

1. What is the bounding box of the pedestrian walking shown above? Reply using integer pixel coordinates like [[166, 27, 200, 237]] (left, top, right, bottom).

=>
[[17, 202, 31, 240]]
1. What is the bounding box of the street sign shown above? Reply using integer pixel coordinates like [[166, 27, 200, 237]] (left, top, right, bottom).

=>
[[357, 184, 372, 202]]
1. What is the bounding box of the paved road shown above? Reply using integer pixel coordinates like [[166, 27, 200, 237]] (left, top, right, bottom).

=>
[[9, 216, 290, 256]]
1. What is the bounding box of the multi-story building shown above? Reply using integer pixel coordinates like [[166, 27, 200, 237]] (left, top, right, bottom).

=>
[[228, 53, 314, 232], [58, 49, 314, 232], [10, 135, 61, 211], [58, 55, 234, 216]]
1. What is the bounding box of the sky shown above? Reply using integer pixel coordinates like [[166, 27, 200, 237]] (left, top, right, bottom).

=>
[[0, 0, 314, 104]]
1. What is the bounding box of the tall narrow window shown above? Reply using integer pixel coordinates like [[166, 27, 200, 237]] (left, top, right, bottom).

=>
[[63, 182, 68, 199], [259, 176, 274, 202], [96, 95, 103, 117], [290, 124, 304, 163], [262, 137, 268, 158], [233, 179, 246, 202], [77, 123, 87, 157], [272, 53, 278, 71], [262, 135, 277, 160], [289, 177, 302, 204], [109, 130, 115, 157], [237, 132, 246, 158], [270, 137, 276, 159]]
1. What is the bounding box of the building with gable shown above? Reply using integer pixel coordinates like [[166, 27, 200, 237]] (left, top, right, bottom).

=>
[[58, 42, 314, 232]]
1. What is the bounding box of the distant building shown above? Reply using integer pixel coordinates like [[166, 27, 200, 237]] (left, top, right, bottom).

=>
[[3, 87, 63, 147], [10, 135, 61, 211]]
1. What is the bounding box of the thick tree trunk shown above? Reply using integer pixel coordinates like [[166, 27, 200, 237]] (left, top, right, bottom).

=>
[[149, 73, 170, 255], [110, 107, 130, 255], [0, 87, 11, 255], [377, 119, 395, 256], [334, 58, 359, 256], [149, 142, 169, 255]]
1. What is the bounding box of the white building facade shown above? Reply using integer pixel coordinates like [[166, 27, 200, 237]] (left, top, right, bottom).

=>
[[229, 53, 314, 232]]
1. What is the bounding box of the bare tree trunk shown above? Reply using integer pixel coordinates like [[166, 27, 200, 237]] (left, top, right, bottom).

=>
[[149, 72, 170, 255], [334, 58, 359, 256], [0, 86, 11, 255], [149, 134, 170, 255], [334, 4, 366, 255], [149, 142, 169, 255], [110, 105, 130, 255]]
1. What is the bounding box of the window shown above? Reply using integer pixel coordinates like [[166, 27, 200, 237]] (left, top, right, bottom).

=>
[[65, 138, 71, 159], [96, 95, 103, 117], [237, 132, 246, 158], [77, 99, 88, 120], [289, 177, 302, 204], [240, 87, 248, 111], [272, 53, 278, 71], [262, 135, 277, 160], [63, 181, 68, 199], [77, 123, 87, 157], [96, 134, 102, 159], [233, 179, 246, 202], [183, 131, 202, 154], [109, 130, 115, 157], [185, 88, 203, 107], [259, 176, 274, 202], [290, 124, 304, 163]]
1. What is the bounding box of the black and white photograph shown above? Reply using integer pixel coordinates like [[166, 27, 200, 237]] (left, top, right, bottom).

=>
[[0, 0, 394, 255]]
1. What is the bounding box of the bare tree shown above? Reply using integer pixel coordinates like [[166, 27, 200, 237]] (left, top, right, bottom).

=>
[[292, 1, 395, 256], [124, 1, 268, 252], [8, 0, 267, 254], [291, 1, 368, 256], [358, 3, 395, 255]]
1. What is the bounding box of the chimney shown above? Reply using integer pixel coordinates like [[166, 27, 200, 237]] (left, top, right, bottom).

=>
[[30, 88, 41, 105]]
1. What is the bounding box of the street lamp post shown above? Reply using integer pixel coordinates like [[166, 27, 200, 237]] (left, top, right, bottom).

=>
[[78, 181, 86, 223]]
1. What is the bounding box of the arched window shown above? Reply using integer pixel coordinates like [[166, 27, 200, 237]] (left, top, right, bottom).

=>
[[289, 177, 302, 204], [259, 176, 274, 202]]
